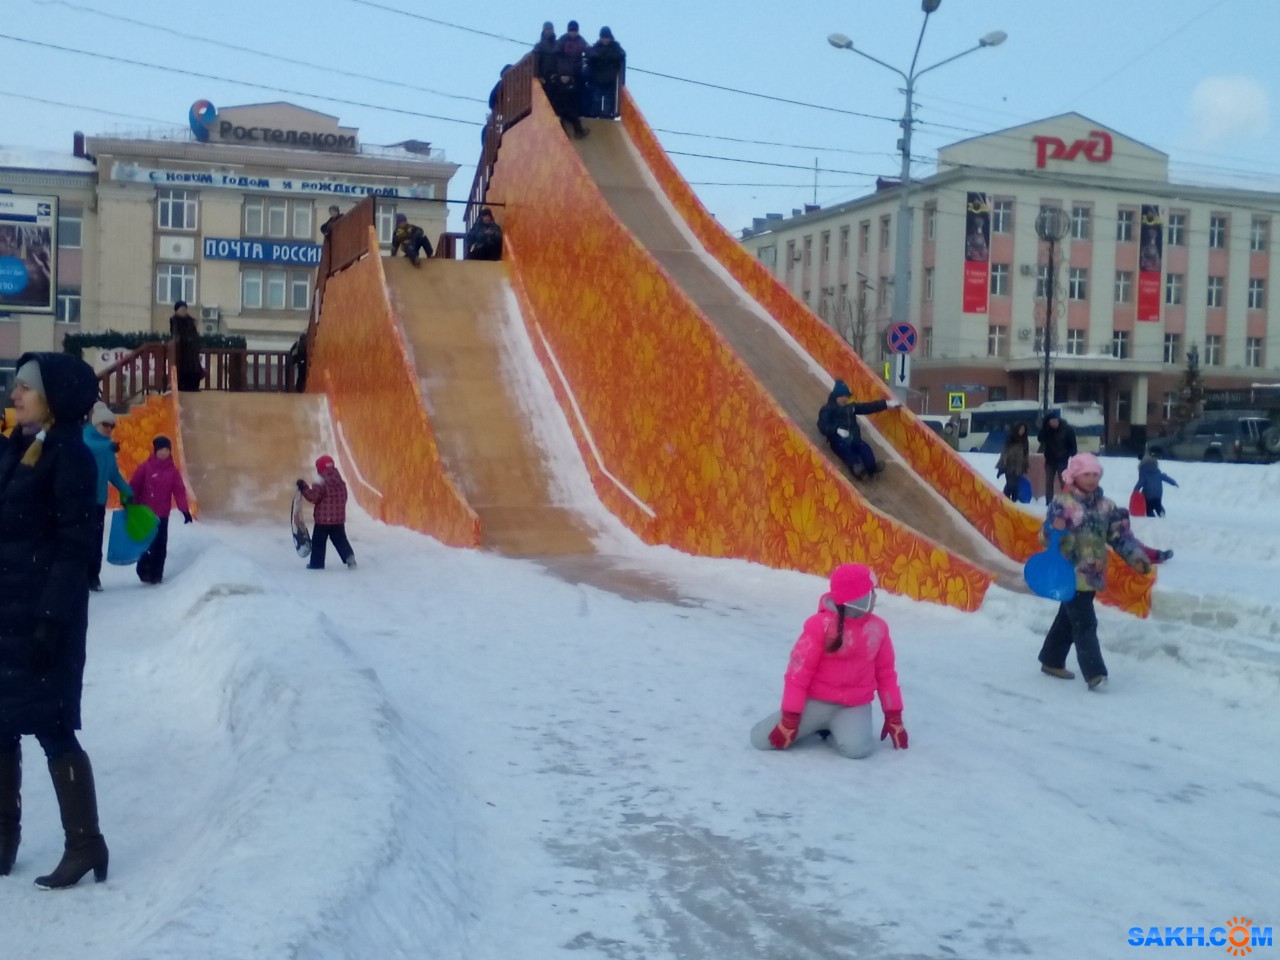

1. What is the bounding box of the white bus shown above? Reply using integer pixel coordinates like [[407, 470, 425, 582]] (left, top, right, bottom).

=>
[[950, 400, 1104, 454]]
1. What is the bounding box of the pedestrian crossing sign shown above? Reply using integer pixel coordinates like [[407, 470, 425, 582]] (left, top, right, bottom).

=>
[[948, 392, 966, 412]]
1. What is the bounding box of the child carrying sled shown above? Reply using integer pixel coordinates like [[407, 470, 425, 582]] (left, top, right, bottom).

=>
[[751, 564, 908, 759], [297, 455, 356, 571]]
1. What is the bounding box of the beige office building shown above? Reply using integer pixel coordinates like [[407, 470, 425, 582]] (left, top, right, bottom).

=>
[[0, 101, 457, 391], [742, 113, 1280, 446]]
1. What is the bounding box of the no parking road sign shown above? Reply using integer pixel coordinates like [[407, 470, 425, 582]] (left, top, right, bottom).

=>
[[887, 322, 918, 354]]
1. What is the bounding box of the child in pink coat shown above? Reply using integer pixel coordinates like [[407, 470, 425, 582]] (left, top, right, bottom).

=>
[[751, 564, 908, 758], [128, 436, 193, 584]]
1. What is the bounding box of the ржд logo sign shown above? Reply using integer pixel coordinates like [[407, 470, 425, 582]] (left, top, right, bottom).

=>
[[1032, 130, 1113, 168]]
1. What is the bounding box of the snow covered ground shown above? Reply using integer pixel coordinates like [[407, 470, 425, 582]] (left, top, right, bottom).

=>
[[4, 449, 1279, 959]]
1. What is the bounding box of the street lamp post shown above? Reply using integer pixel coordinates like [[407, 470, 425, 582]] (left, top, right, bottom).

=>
[[1034, 207, 1071, 416], [829, 3, 1006, 401]]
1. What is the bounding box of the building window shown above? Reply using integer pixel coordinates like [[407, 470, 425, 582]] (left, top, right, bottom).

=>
[[266, 269, 288, 310], [1068, 267, 1088, 301], [1115, 271, 1132, 304], [992, 199, 1012, 234], [877, 276, 889, 308], [1116, 390, 1131, 422], [1035, 264, 1050, 300], [1163, 333, 1181, 364], [859, 221, 870, 254], [241, 270, 263, 309], [1205, 335, 1222, 366], [1207, 275, 1224, 309], [1066, 329, 1085, 355], [989, 386, 1008, 402], [293, 202, 313, 240], [1111, 330, 1130, 359], [291, 274, 310, 310], [1162, 391, 1177, 420], [839, 226, 850, 260], [56, 291, 81, 323], [803, 236, 812, 265], [1116, 209, 1134, 242], [57, 212, 82, 249], [1166, 213, 1185, 246], [757, 245, 776, 267], [244, 199, 265, 236], [1250, 217, 1269, 252], [924, 266, 934, 301], [802, 289, 811, 305], [1070, 205, 1091, 240], [1209, 215, 1227, 249], [155, 263, 196, 304], [990, 263, 1009, 297], [1249, 278, 1266, 310], [987, 325, 1006, 358], [821, 232, 830, 264], [880, 217, 891, 250], [926, 206, 936, 241], [157, 189, 198, 231], [267, 199, 289, 238], [238, 268, 306, 311], [376, 204, 396, 245], [1165, 273, 1183, 306], [785, 241, 796, 273], [1034, 326, 1046, 354], [924, 327, 933, 358], [1246, 337, 1263, 368]]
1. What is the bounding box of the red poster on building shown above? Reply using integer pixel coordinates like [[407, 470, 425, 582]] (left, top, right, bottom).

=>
[[1137, 204, 1163, 322], [963, 192, 990, 314]]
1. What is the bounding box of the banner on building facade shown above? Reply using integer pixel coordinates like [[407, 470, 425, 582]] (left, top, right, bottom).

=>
[[1137, 204, 1162, 322], [111, 164, 436, 200], [962, 192, 990, 314], [0, 194, 57, 314], [203, 238, 323, 266]]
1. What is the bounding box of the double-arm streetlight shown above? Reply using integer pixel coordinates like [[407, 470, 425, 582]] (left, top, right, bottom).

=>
[[829, 2, 1006, 394]]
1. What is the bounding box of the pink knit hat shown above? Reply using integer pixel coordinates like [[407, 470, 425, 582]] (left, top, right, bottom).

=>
[[1061, 452, 1103, 487], [829, 564, 875, 605]]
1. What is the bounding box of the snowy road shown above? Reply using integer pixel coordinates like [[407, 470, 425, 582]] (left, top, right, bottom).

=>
[[4, 457, 1279, 960]]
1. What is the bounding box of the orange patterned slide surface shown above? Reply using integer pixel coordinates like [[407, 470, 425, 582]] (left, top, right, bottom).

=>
[[309, 228, 480, 548], [619, 90, 1150, 617], [488, 84, 991, 611]]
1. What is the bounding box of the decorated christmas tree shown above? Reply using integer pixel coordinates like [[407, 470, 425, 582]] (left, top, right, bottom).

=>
[[1174, 344, 1204, 427]]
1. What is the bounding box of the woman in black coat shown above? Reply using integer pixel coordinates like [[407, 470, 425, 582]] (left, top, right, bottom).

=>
[[0, 351, 109, 888], [169, 299, 203, 392]]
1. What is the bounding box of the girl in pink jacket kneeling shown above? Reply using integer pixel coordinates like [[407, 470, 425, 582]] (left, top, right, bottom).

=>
[[751, 564, 908, 758]]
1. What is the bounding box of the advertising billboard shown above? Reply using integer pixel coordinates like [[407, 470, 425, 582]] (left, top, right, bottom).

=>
[[0, 194, 58, 314]]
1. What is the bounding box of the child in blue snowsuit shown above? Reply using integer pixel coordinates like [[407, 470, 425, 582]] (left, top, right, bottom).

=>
[[817, 380, 901, 480], [1134, 454, 1178, 517]]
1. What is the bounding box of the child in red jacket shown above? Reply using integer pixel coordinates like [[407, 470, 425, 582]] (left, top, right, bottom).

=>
[[297, 455, 356, 570], [129, 435, 193, 584], [751, 564, 908, 759]]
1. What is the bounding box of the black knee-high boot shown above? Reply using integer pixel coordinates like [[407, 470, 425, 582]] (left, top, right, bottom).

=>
[[34, 750, 108, 889], [0, 745, 19, 876]]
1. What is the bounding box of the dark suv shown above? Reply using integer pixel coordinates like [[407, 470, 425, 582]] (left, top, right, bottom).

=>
[[1146, 413, 1277, 463]]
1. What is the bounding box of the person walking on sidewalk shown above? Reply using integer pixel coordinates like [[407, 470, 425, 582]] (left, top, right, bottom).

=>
[[298, 455, 356, 571], [81, 402, 133, 591], [750, 564, 908, 759], [1037, 413, 1077, 501], [0, 352, 111, 888], [995, 421, 1030, 501], [129, 436, 193, 585], [1038, 453, 1150, 691]]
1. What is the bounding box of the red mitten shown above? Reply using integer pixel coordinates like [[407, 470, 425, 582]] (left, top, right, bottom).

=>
[[880, 709, 908, 750], [768, 711, 802, 750]]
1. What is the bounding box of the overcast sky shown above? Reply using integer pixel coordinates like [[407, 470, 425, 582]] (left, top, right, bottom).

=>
[[2, 0, 1276, 232]]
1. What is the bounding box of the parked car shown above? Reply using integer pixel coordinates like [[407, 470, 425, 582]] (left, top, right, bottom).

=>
[[1146, 412, 1277, 463]]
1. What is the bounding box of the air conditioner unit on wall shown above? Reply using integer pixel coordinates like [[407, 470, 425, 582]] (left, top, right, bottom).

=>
[[1019, 264, 1035, 276], [202, 320, 219, 335], [1017, 327, 1032, 340], [200, 306, 220, 322]]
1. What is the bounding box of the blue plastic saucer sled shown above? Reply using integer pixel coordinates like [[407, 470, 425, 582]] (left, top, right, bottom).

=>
[[1023, 529, 1077, 601], [1017, 475, 1033, 503], [106, 504, 160, 565]]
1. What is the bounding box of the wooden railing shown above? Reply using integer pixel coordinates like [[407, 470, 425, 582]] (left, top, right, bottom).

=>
[[97, 342, 172, 407], [467, 54, 535, 230], [95, 340, 298, 407]]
